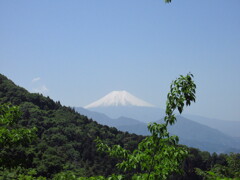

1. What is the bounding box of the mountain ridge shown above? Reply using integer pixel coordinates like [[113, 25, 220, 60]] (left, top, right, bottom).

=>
[[75, 107, 240, 153], [183, 114, 240, 137]]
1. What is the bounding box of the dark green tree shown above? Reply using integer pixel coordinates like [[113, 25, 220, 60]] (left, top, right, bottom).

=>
[[0, 103, 37, 150], [196, 152, 240, 179], [0, 103, 42, 179]]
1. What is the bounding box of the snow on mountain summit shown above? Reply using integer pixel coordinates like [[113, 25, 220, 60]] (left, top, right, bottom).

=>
[[84, 90, 155, 108]]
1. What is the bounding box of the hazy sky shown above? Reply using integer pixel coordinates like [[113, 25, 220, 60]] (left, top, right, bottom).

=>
[[1, 0, 240, 121]]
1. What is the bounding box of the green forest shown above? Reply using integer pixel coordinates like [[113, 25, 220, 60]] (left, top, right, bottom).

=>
[[0, 73, 240, 180]]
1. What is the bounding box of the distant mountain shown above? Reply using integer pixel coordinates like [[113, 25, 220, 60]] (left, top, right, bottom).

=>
[[183, 114, 240, 137], [84, 106, 165, 123], [79, 89, 240, 153], [85, 91, 240, 138], [84, 90, 155, 108], [75, 107, 146, 127], [117, 116, 240, 153], [75, 108, 240, 153], [84, 90, 164, 123]]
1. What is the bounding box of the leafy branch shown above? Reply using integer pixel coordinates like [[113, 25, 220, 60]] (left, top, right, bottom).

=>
[[95, 73, 196, 180]]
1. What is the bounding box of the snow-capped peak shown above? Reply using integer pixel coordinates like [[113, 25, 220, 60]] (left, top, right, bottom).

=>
[[84, 90, 155, 109]]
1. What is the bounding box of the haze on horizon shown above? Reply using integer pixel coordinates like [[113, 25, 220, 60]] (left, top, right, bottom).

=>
[[0, 0, 240, 121]]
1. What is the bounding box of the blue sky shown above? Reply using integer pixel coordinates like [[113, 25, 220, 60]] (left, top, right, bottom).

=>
[[1, 0, 240, 121]]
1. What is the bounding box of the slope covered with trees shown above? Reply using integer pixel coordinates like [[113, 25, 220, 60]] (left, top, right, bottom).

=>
[[0, 74, 143, 178]]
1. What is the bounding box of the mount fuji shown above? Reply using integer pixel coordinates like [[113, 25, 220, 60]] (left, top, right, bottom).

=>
[[84, 90, 155, 108], [83, 90, 164, 123]]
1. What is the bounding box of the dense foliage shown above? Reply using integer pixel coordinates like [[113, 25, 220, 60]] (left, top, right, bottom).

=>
[[0, 73, 239, 179], [0, 74, 143, 178], [196, 152, 240, 179], [0, 103, 36, 149]]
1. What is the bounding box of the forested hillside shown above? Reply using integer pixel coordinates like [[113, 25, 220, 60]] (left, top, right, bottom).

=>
[[0, 73, 239, 179], [0, 74, 143, 178]]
